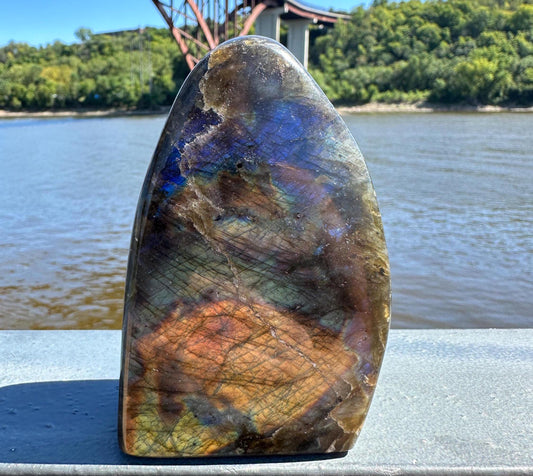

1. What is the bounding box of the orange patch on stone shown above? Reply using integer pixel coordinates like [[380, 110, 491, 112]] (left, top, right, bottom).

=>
[[132, 299, 357, 435]]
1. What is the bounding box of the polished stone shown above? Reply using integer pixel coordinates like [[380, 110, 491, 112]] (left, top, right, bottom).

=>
[[119, 36, 390, 458]]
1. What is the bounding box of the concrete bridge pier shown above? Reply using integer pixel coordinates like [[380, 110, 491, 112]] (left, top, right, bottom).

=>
[[255, 8, 313, 69], [152, 0, 348, 71], [286, 18, 312, 69], [254, 7, 284, 42]]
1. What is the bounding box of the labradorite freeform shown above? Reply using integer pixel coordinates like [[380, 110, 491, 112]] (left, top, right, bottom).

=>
[[119, 36, 390, 457]]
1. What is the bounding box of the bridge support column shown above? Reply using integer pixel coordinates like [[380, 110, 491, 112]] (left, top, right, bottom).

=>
[[286, 18, 312, 69], [254, 7, 285, 41]]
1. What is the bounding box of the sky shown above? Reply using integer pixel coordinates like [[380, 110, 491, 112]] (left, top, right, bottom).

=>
[[0, 0, 370, 47]]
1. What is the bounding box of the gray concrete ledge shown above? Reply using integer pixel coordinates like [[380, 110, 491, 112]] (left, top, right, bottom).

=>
[[0, 329, 531, 475]]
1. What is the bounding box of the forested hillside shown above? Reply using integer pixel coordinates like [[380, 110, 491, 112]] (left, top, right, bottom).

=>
[[311, 0, 533, 104], [0, 27, 187, 110], [1, 0, 532, 110]]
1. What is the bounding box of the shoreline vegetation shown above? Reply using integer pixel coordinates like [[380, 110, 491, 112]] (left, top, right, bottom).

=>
[[1, 102, 533, 119], [1, 0, 532, 112]]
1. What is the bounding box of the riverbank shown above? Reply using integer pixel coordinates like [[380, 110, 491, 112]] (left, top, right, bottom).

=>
[[337, 102, 533, 114], [1, 102, 533, 119], [0, 107, 170, 119]]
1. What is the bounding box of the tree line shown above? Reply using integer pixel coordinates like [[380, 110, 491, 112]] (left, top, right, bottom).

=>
[[311, 0, 533, 105], [0, 27, 187, 110], [1, 0, 532, 110]]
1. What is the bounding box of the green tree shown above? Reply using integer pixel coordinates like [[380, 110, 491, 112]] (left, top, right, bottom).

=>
[[0, 27, 188, 110], [1, 0, 533, 110], [309, 0, 533, 106]]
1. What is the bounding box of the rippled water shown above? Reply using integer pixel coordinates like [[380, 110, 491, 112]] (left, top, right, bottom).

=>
[[345, 113, 533, 328], [0, 113, 531, 329]]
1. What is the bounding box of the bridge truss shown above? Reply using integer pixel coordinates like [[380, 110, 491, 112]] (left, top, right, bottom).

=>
[[152, 0, 272, 70], [151, 0, 347, 70]]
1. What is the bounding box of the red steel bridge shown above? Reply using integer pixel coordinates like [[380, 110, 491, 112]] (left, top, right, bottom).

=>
[[151, 0, 349, 70]]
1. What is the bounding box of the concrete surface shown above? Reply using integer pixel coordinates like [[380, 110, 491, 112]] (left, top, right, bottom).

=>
[[0, 329, 531, 475]]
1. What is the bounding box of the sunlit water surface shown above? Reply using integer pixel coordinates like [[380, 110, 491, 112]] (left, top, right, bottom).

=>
[[0, 113, 531, 329]]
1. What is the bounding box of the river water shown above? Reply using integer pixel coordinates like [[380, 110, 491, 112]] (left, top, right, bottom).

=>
[[0, 113, 531, 329]]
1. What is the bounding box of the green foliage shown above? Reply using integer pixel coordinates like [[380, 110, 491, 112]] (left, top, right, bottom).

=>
[[0, 27, 188, 110], [309, 0, 533, 105], [1, 1, 532, 110]]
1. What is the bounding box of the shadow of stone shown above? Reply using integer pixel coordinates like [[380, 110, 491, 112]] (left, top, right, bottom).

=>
[[0, 380, 346, 465]]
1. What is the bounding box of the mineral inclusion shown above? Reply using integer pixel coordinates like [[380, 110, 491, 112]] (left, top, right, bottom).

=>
[[119, 36, 390, 457]]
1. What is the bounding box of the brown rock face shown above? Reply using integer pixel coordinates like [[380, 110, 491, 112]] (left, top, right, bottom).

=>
[[119, 37, 390, 457]]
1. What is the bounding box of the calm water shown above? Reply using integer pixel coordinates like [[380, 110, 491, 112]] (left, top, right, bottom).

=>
[[0, 113, 531, 329]]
